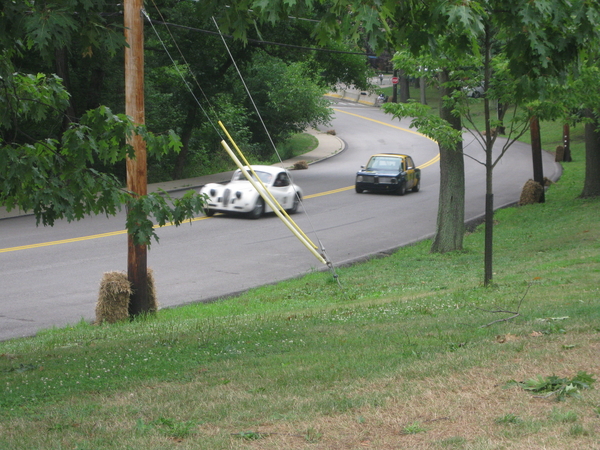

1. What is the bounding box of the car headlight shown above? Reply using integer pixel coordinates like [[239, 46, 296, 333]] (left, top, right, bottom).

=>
[[356, 175, 363, 182], [235, 191, 242, 199], [210, 189, 216, 196]]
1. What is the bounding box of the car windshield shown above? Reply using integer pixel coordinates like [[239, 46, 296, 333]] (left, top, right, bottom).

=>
[[366, 156, 402, 171], [233, 170, 273, 184]]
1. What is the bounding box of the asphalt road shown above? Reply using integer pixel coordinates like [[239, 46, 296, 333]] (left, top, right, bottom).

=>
[[0, 99, 561, 341]]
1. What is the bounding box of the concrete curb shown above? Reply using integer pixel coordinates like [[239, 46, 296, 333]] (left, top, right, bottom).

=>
[[0, 128, 347, 218]]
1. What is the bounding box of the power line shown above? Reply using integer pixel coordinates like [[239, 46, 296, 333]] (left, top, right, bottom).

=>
[[145, 18, 375, 56]]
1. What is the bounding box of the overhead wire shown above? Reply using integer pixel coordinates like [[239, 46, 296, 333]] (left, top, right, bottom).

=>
[[143, 4, 341, 285], [144, 19, 374, 56], [144, 2, 224, 139], [209, 16, 341, 284]]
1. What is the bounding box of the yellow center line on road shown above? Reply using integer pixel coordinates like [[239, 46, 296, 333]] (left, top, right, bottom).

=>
[[2, 111, 440, 253], [305, 186, 354, 199], [306, 110, 440, 199], [304, 152, 439, 201], [333, 108, 428, 138], [332, 109, 440, 169], [0, 217, 211, 253]]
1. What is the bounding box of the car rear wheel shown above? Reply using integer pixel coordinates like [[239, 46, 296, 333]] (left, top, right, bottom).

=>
[[412, 178, 420, 193], [248, 197, 264, 219]]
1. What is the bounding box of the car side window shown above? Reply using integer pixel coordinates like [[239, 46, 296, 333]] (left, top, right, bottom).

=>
[[406, 157, 414, 170], [273, 173, 290, 187]]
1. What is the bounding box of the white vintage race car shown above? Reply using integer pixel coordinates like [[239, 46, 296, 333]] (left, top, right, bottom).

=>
[[200, 165, 303, 219]]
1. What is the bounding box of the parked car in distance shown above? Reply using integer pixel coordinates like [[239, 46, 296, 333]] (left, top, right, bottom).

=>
[[355, 153, 420, 195], [200, 165, 303, 219], [465, 83, 485, 98]]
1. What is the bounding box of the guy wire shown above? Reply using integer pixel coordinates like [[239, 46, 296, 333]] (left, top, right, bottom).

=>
[[211, 15, 342, 286], [144, 5, 342, 285], [145, 2, 224, 139]]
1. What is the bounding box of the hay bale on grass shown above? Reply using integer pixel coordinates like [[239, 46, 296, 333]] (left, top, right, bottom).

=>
[[95, 271, 131, 324], [95, 268, 158, 324], [147, 267, 158, 313], [518, 179, 544, 206]]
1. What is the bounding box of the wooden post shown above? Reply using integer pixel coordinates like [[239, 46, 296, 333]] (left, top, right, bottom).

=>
[[391, 69, 398, 103], [124, 0, 149, 315], [563, 123, 572, 162]]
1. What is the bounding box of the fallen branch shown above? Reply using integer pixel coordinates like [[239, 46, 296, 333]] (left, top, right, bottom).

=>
[[477, 283, 530, 328]]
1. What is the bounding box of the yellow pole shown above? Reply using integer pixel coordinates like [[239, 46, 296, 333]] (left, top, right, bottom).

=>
[[218, 121, 317, 249], [220, 141, 327, 265]]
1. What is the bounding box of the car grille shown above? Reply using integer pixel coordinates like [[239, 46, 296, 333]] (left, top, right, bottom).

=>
[[223, 188, 231, 206], [361, 175, 395, 184]]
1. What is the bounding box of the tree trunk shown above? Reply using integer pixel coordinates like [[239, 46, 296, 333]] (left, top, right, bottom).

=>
[[530, 116, 545, 203], [399, 70, 410, 103], [54, 47, 76, 128], [430, 69, 465, 253], [172, 102, 197, 180], [482, 21, 494, 287], [86, 65, 105, 111], [581, 110, 600, 198]]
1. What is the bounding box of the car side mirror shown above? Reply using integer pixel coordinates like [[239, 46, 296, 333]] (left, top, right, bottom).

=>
[[361, 165, 365, 169]]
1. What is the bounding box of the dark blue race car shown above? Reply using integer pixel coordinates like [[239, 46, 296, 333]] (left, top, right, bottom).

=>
[[355, 153, 421, 195]]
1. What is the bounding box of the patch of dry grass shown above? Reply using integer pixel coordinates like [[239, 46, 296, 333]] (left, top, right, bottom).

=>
[[231, 333, 600, 449]]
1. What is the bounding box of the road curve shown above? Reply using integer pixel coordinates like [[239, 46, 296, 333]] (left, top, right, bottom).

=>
[[0, 100, 561, 341]]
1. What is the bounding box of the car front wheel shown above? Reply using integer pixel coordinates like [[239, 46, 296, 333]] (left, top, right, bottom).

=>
[[397, 181, 406, 196], [248, 197, 264, 219], [288, 193, 301, 214], [355, 185, 364, 193], [204, 208, 215, 217]]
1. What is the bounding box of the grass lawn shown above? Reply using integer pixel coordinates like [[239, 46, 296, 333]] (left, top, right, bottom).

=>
[[0, 113, 598, 449]]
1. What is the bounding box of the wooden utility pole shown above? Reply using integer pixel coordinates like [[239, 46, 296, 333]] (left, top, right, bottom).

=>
[[124, 0, 149, 315]]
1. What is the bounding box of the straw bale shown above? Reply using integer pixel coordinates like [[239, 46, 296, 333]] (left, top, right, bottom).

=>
[[147, 267, 158, 313], [95, 271, 131, 324], [518, 179, 543, 206], [292, 160, 309, 170], [95, 269, 158, 324]]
